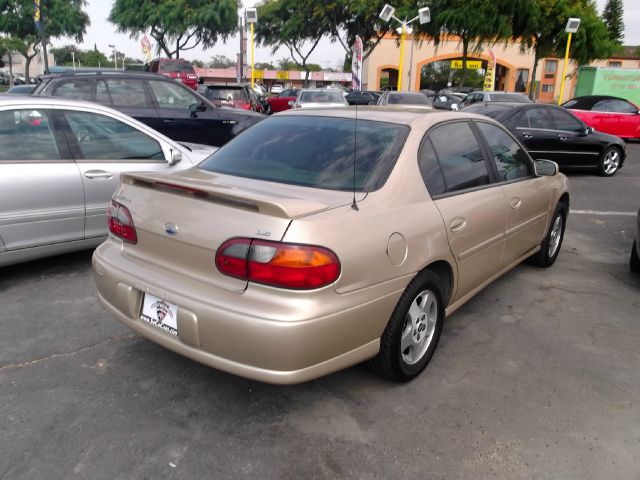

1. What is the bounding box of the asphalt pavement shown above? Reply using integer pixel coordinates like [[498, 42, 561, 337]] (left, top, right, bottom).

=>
[[1, 144, 639, 479]]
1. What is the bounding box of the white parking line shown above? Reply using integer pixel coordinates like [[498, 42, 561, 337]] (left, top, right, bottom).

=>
[[571, 210, 637, 217]]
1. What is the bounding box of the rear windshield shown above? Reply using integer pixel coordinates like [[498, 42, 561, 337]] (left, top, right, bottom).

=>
[[492, 93, 530, 103], [199, 116, 409, 192], [159, 60, 195, 73], [204, 87, 248, 102], [299, 91, 345, 104], [388, 93, 431, 105]]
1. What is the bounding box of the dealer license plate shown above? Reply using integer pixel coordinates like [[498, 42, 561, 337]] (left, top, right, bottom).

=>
[[140, 293, 178, 336]]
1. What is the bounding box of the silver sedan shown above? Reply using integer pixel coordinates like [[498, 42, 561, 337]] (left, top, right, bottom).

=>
[[0, 96, 215, 267]]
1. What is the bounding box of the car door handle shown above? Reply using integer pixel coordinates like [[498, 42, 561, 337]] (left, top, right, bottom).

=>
[[510, 198, 522, 210], [557, 134, 567, 141], [522, 133, 533, 139], [84, 170, 113, 179], [163, 119, 177, 124], [449, 217, 467, 232]]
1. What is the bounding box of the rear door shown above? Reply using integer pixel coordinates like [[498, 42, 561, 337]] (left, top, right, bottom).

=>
[[421, 121, 508, 300], [475, 121, 550, 264], [56, 109, 174, 239], [515, 107, 568, 163], [0, 108, 84, 250]]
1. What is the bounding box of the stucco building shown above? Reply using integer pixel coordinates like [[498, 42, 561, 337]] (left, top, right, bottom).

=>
[[362, 34, 640, 103]]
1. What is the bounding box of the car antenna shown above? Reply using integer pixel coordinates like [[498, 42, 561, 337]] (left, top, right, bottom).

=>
[[351, 103, 359, 211]]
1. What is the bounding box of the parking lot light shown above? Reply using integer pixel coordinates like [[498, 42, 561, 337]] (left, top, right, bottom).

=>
[[558, 18, 581, 105], [379, 4, 431, 91], [246, 8, 258, 88]]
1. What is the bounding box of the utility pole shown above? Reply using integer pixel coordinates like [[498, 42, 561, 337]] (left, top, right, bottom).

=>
[[35, 0, 49, 73], [238, 16, 244, 83]]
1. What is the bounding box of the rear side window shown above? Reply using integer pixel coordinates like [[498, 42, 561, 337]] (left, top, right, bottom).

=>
[[418, 137, 446, 196], [518, 108, 548, 129], [53, 80, 94, 101], [0, 109, 60, 160], [388, 93, 430, 105], [427, 122, 490, 193], [199, 116, 409, 192], [104, 79, 149, 107]]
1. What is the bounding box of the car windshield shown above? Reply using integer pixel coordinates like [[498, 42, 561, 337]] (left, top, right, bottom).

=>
[[199, 116, 409, 192], [299, 91, 345, 104], [159, 60, 195, 73], [388, 93, 430, 105]]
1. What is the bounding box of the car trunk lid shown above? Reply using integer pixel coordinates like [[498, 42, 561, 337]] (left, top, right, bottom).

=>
[[114, 168, 361, 290]]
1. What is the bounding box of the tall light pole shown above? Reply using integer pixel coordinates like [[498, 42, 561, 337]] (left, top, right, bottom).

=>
[[379, 4, 430, 91], [557, 17, 580, 105], [108, 44, 117, 70], [246, 8, 258, 88]]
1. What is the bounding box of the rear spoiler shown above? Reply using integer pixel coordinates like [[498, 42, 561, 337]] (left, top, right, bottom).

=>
[[122, 172, 334, 219]]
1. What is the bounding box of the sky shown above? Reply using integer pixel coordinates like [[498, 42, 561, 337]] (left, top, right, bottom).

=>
[[52, 0, 640, 68]]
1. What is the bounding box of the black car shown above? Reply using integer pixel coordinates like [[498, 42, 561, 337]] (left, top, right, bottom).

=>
[[464, 102, 626, 176], [345, 91, 381, 106], [33, 72, 265, 147]]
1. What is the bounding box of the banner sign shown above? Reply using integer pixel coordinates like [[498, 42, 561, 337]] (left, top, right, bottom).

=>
[[451, 60, 482, 70], [141, 34, 153, 63], [483, 50, 496, 91], [253, 69, 264, 80], [33, 0, 41, 28], [276, 71, 289, 80], [352, 35, 363, 90]]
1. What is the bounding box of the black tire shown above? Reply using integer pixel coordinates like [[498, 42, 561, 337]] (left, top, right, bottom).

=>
[[369, 270, 444, 381], [597, 146, 622, 177], [630, 241, 640, 273], [529, 203, 567, 268]]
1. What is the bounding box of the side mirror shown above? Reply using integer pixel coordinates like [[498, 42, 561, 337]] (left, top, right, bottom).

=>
[[535, 159, 558, 177], [288, 100, 295, 107], [169, 149, 183, 166], [578, 127, 591, 136]]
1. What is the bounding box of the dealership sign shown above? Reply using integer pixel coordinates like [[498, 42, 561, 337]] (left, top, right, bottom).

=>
[[450, 60, 482, 70]]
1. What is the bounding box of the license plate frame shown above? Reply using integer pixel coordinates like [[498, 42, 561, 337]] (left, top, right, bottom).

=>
[[140, 293, 178, 336]]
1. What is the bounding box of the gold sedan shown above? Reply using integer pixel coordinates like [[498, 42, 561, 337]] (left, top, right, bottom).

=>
[[93, 108, 569, 384]]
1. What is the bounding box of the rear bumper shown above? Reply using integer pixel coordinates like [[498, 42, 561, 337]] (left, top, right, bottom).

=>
[[92, 240, 405, 384]]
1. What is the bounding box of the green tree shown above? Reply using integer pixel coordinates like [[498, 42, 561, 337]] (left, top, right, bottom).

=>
[[82, 49, 110, 67], [514, 0, 615, 99], [255, 0, 329, 86], [0, 0, 89, 79], [602, 0, 624, 45], [109, 0, 238, 59], [208, 54, 234, 68]]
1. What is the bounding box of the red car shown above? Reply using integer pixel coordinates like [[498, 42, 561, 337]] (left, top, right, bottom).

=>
[[266, 88, 299, 114], [146, 58, 198, 90], [563, 95, 640, 139]]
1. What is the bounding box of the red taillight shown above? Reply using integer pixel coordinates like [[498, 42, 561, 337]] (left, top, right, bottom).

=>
[[107, 200, 137, 244], [187, 74, 198, 80], [215, 238, 340, 290]]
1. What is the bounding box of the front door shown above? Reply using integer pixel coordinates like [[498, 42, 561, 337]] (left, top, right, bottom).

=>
[[147, 79, 229, 146], [56, 110, 173, 239], [0, 108, 84, 250], [475, 121, 550, 264]]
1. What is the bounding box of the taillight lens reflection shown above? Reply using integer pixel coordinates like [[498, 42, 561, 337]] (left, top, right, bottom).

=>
[[107, 200, 137, 244], [216, 238, 340, 290]]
